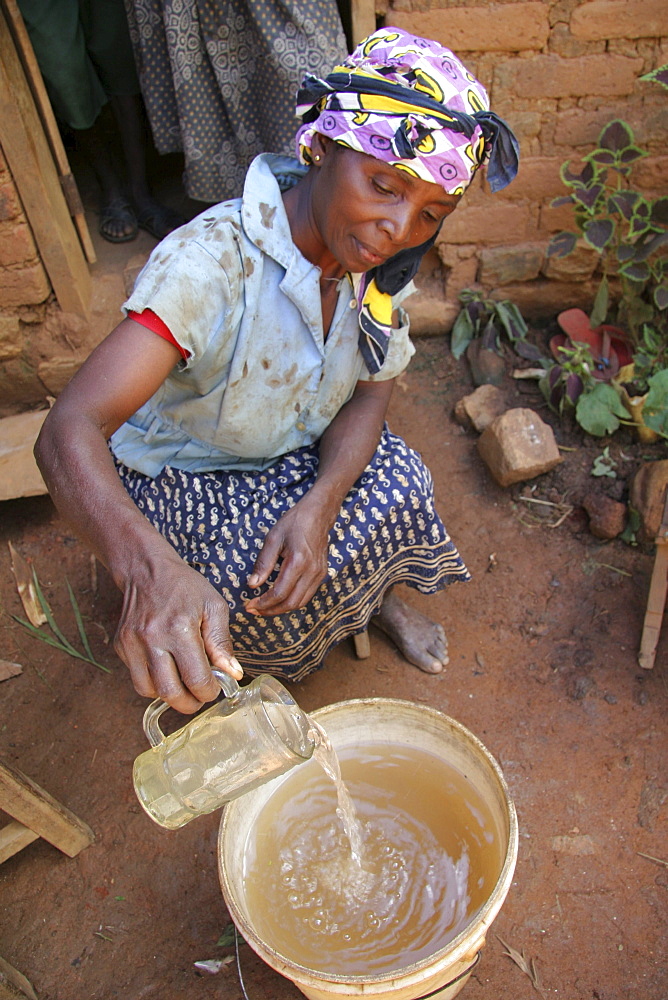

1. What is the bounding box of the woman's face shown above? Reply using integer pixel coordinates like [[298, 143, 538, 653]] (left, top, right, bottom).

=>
[[309, 135, 460, 273]]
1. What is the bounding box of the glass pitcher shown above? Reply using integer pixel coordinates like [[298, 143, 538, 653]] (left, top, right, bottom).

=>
[[132, 671, 316, 829]]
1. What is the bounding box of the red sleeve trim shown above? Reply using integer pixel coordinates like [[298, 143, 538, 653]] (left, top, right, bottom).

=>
[[128, 309, 189, 360]]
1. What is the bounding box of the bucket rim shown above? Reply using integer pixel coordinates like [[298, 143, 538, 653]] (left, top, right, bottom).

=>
[[219, 696, 518, 990]]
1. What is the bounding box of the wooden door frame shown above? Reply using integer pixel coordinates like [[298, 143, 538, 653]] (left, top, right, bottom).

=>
[[0, 1, 92, 319]]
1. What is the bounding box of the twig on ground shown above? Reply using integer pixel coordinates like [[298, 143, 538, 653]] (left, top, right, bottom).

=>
[[497, 936, 548, 997]]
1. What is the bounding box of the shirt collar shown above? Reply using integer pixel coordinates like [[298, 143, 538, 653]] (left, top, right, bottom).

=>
[[241, 154, 308, 270]]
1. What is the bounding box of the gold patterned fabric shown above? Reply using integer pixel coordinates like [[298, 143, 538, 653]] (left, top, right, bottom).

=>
[[116, 427, 470, 680]]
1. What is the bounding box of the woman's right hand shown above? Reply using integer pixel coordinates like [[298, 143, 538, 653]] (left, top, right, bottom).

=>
[[113, 554, 243, 714]]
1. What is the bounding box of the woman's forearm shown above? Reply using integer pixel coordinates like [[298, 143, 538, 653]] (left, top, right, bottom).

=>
[[310, 379, 393, 525], [35, 408, 183, 589]]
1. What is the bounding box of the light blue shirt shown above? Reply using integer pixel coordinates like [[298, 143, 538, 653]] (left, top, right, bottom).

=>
[[111, 154, 414, 477]]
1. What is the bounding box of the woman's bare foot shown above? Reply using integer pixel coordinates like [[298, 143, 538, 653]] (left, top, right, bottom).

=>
[[374, 590, 448, 674]]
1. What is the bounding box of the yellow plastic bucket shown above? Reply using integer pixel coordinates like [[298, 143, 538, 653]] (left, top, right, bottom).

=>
[[218, 698, 518, 1000]]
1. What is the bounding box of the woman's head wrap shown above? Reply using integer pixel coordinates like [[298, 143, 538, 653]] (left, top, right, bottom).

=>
[[295, 27, 520, 373]]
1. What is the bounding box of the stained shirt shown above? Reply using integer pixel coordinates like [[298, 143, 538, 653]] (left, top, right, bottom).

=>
[[110, 153, 415, 477]]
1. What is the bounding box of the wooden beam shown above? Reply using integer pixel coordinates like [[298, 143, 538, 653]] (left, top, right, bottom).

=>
[[350, 0, 376, 45], [638, 488, 668, 670], [0, 761, 94, 858], [2, 0, 96, 264], [0, 821, 39, 865], [0, 7, 91, 318]]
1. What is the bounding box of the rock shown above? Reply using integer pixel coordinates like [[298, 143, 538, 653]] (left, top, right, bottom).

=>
[[477, 408, 563, 487], [630, 460, 668, 542], [0, 409, 48, 500], [582, 493, 627, 539], [453, 384, 507, 431], [466, 338, 506, 386]]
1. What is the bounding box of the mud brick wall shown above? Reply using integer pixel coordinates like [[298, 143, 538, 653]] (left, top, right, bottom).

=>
[[0, 140, 91, 416], [381, 0, 668, 332]]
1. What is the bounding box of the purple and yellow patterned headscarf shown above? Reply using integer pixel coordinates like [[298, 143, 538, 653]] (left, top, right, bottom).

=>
[[295, 27, 520, 373]]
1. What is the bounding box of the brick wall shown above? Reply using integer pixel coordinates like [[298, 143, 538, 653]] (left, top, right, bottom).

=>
[[381, 0, 668, 331], [0, 142, 90, 415]]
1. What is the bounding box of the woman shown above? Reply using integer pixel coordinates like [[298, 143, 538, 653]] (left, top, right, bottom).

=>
[[35, 28, 519, 714]]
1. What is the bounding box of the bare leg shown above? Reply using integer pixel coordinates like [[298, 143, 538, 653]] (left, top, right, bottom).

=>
[[111, 94, 184, 239], [374, 588, 449, 674], [75, 120, 137, 242]]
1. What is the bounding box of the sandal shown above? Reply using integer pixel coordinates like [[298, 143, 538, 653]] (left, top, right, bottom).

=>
[[99, 197, 139, 243], [136, 201, 186, 241]]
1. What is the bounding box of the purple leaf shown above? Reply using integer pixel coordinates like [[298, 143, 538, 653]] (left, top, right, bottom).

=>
[[548, 232, 577, 258], [584, 218, 614, 251], [599, 120, 634, 153], [565, 372, 584, 404]]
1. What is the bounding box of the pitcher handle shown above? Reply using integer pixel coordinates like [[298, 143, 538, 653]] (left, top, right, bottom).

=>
[[142, 670, 241, 748]]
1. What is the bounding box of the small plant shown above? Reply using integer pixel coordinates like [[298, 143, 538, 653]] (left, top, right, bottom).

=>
[[11, 567, 109, 672], [591, 447, 617, 478], [450, 288, 530, 360]]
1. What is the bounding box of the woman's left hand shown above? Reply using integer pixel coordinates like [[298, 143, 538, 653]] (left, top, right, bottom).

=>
[[244, 491, 331, 616], [245, 377, 393, 618]]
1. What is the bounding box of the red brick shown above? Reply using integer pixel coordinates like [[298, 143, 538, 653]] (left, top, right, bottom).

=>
[[494, 54, 643, 99], [438, 202, 534, 245], [0, 181, 23, 222], [390, 4, 549, 53], [491, 157, 568, 202], [0, 221, 37, 266], [634, 156, 668, 194], [480, 245, 544, 285], [571, 0, 668, 41], [490, 278, 597, 318], [0, 262, 51, 306]]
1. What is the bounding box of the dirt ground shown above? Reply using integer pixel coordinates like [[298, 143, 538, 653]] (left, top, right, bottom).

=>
[[1, 172, 667, 1000]]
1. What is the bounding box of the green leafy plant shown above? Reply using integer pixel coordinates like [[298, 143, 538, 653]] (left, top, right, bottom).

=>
[[11, 568, 109, 672], [450, 288, 529, 360], [547, 116, 668, 340], [542, 64, 668, 440]]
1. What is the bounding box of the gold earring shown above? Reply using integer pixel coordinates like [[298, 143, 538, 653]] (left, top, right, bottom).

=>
[[314, 154, 321, 162]]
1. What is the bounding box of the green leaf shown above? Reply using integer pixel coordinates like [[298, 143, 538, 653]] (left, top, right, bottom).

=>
[[590, 277, 609, 329], [654, 284, 668, 310], [450, 308, 475, 360], [575, 383, 628, 436], [66, 578, 105, 668], [591, 446, 617, 478], [31, 568, 79, 657], [642, 369, 668, 438], [216, 924, 236, 947]]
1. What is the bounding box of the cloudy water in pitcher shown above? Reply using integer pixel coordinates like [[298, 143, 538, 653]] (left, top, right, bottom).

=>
[[242, 742, 503, 976]]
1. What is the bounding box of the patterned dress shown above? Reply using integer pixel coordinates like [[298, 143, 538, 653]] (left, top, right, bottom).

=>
[[123, 0, 348, 201], [116, 428, 470, 681]]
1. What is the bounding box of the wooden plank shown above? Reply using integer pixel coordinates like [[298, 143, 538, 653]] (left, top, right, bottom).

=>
[[350, 0, 376, 44], [1, 0, 96, 264], [638, 488, 668, 670], [0, 411, 48, 502], [0, 820, 39, 864], [353, 629, 371, 659], [0, 8, 91, 317], [0, 761, 94, 858]]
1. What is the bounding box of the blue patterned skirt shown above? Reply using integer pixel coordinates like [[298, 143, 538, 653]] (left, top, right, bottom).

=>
[[115, 427, 470, 681]]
